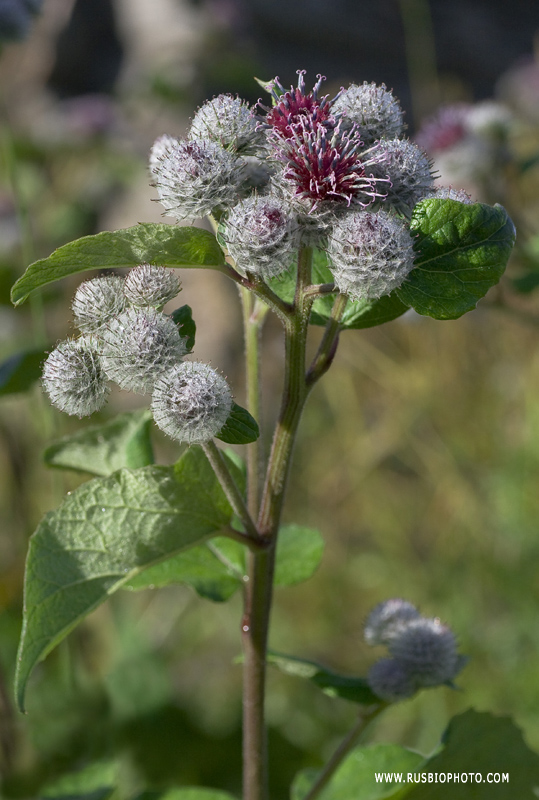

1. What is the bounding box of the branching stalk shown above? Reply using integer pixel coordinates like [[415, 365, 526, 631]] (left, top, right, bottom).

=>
[[202, 440, 263, 547], [301, 705, 385, 800]]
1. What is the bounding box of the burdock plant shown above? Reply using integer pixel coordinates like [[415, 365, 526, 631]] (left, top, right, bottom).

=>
[[11, 71, 520, 800]]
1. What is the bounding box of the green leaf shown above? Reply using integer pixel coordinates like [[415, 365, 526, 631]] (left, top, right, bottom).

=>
[[267, 652, 380, 705], [41, 760, 117, 800], [124, 536, 246, 602], [11, 224, 226, 306], [43, 410, 154, 476], [274, 525, 324, 586], [170, 304, 196, 351], [15, 446, 240, 711], [393, 710, 539, 799], [396, 199, 516, 319], [292, 744, 424, 800], [0, 347, 46, 395], [270, 250, 409, 329], [216, 402, 260, 444], [124, 522, 323, 599], [134, 789, 237, 800]]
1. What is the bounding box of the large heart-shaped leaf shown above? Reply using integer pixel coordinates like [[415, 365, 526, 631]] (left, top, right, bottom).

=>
[[11, 224, 226, 305], [15, 446, 241, 711], [292, 744, 423, 800], [393, 710, 539, 799], [396, 199, 515, 319], [124, 524, 324, 600]]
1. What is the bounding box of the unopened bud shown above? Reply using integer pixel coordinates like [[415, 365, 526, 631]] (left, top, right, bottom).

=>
[[367, 658, 418, 702], [327, 210, 416, 301], [151, 361, 233, 444], [388, 617, 460, 687], [124, 264, 181, 309], [189, 94, 263, 154], [364, 599, 421, 646], [332, 82, 404, 145], [149, 137, 244, 221], [42, 337, 109, 417], [100, 308, 187, 394], [72, 276, 126, 334], [220, 195, 299, 279]]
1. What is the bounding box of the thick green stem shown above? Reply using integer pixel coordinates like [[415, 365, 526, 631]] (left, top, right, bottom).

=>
[[241, 288, 268, 517], [257, 245, 314, 538], [301, 705, 384, 800], [242, 245, 314, 800]]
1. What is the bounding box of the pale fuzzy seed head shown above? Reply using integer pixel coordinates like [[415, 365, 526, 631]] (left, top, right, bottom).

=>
[[388, 617, 460, 687], [369, 138, 435, 217], [332, 83, 405, 144], [327, 210, 416, 301], [189, 94, 263, 154], [149, 137, 244, 221], [151, 361, 233, 444], [72, 276, 126, 334], [367, 658, 418, 702], [364, 599, 421, 646], [124, 263, 181, 308], [220, 194, 299, 279], [100, 308, 187, 394], [42, 337, 109, 417]]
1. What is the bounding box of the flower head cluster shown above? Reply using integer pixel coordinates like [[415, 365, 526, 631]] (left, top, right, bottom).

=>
[[43, 266, 233, 444], [365, 599, 465, 702], [150, 70, 474, 301]]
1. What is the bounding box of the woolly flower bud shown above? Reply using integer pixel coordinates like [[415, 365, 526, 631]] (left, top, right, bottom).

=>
[[364, 599, 421, 646], [220, 195, 299, 279], [189, 94, 263, 154], [124, 264, 181, 308], [151, 361, 233, 444], [332, 83, 405, 145], [100, 308, 187, 394], [150, 137, 244, 221], [327, 211, 415, 302], [388, 618, 460, 687], [369, 138, 435, 217], [72, 276, 126, 334], [42, 337, 109, 417], [367, 658, 418, 702]]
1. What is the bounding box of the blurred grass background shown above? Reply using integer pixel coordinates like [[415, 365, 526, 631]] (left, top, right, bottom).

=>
[[1, 0, 539, 797]]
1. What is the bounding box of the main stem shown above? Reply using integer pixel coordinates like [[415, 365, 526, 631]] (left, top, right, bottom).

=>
[[242, 245, 314, 800]]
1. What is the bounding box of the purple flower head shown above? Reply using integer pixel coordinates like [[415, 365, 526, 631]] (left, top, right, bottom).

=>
[[274, 115, 389, 212], [260, 70, 336, 141]]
